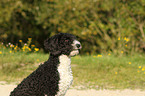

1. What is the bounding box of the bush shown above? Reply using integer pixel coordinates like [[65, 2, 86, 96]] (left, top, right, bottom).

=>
[[0, 0, 144, 54]]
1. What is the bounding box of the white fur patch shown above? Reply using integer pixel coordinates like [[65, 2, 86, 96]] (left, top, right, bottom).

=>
[[69, 40, 81, 57], [56, 55, 73, 96], [70, 50, 79, 56], [71, 40, 81, 50]]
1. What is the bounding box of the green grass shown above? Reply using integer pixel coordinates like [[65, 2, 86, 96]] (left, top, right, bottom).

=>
[[0, 49, 48, 82], [0, 51, 145, 90], [72, 54, 145, 89]]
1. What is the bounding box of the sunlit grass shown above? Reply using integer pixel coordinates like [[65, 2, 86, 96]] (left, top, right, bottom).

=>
[[0, 51, 48, 82], [0, 51, 145, 89], [0, 40, 145, 89], [71, 54, 145, 89]]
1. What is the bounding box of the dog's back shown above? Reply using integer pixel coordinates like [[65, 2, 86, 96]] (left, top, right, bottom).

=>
[[10, 56, 60, 96]]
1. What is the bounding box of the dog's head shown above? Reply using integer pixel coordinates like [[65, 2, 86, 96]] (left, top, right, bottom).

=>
[[44, 33, 81, 56]]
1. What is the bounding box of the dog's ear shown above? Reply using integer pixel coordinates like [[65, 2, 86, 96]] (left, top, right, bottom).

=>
[[44, 37, 61, 55]]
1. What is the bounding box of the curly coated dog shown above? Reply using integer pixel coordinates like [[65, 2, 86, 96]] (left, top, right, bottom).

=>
[[10, 33, 82, 96]]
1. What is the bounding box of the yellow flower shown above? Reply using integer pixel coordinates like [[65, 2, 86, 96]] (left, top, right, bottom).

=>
[[22, 47, 25, 50], [125, 44, 128, 47], [126, 38, 130, 42], [115, 72, 118, 75], [108, 53, 111, 55], [14, 46, 18, 50], [35, 48, 39, 51], [124, 37, 130, 42], [37, 59, 40, 62], [14, 47, 17, 50], [10, 44, 14, 48], [139, 66, 141, 69], [129, 62, 131, 64], [124, 37, 127, 40], [144, 72, 145, 74], [118, 37, 120, 40], [97, 55, 102, 57], [9, 51, 12, 53], [25, 46, 29, 49], [19, 40, 22, 42], [0, 51, 2, 54], [142, 68, 145, 71], [31, 45, 35, 47], [28, 48, 31, 51], [28, 38, 32, 41], [121, 51, 124, 53]]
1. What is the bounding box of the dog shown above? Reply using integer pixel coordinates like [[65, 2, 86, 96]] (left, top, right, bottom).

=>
[[10, 33, 82, 96]]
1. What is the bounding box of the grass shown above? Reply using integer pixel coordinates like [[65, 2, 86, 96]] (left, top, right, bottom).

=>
[[0, 48, 145, 89], [72, 54, 145, 89], [0, 48, 48, 82]]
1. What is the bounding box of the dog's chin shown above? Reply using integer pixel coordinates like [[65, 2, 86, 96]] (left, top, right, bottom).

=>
[[69, 49, 79, 57]]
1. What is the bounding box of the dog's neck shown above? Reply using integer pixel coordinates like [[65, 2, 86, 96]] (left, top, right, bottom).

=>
[[58, 54, 72, 73], [59, 54, 71, 65], [57, 54, 73, 96]]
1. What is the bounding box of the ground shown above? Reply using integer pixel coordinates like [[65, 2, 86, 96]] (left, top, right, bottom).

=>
[[0, 82, 145, 96]]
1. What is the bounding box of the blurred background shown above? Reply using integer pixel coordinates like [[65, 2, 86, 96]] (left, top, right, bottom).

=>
[[0, 0, 144, 55], [0, 0, 145, 89]]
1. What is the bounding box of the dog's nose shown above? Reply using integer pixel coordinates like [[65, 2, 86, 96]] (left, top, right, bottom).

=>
[[76, 44, 81, 49]]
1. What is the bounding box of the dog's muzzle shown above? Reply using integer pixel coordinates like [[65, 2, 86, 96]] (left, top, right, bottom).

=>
[[72, 40, 82, 50], [70, 40, 82, 56]]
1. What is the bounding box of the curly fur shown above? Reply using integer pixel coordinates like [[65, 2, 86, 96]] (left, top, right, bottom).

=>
[[10, 33, 81, 96]]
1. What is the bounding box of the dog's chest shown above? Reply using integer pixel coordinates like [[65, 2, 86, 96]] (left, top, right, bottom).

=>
[[56, 55, 73, 96]]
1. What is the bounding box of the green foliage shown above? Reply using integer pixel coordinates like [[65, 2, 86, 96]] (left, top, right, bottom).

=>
[[0, 0, 144, 54]]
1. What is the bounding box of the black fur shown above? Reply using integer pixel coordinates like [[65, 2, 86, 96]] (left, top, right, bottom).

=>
[[10, 33, 77, 96], [44, 33, 76, 56]]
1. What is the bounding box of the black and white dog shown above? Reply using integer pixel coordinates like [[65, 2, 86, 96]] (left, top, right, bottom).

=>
[[10, 33, 81, 96]]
